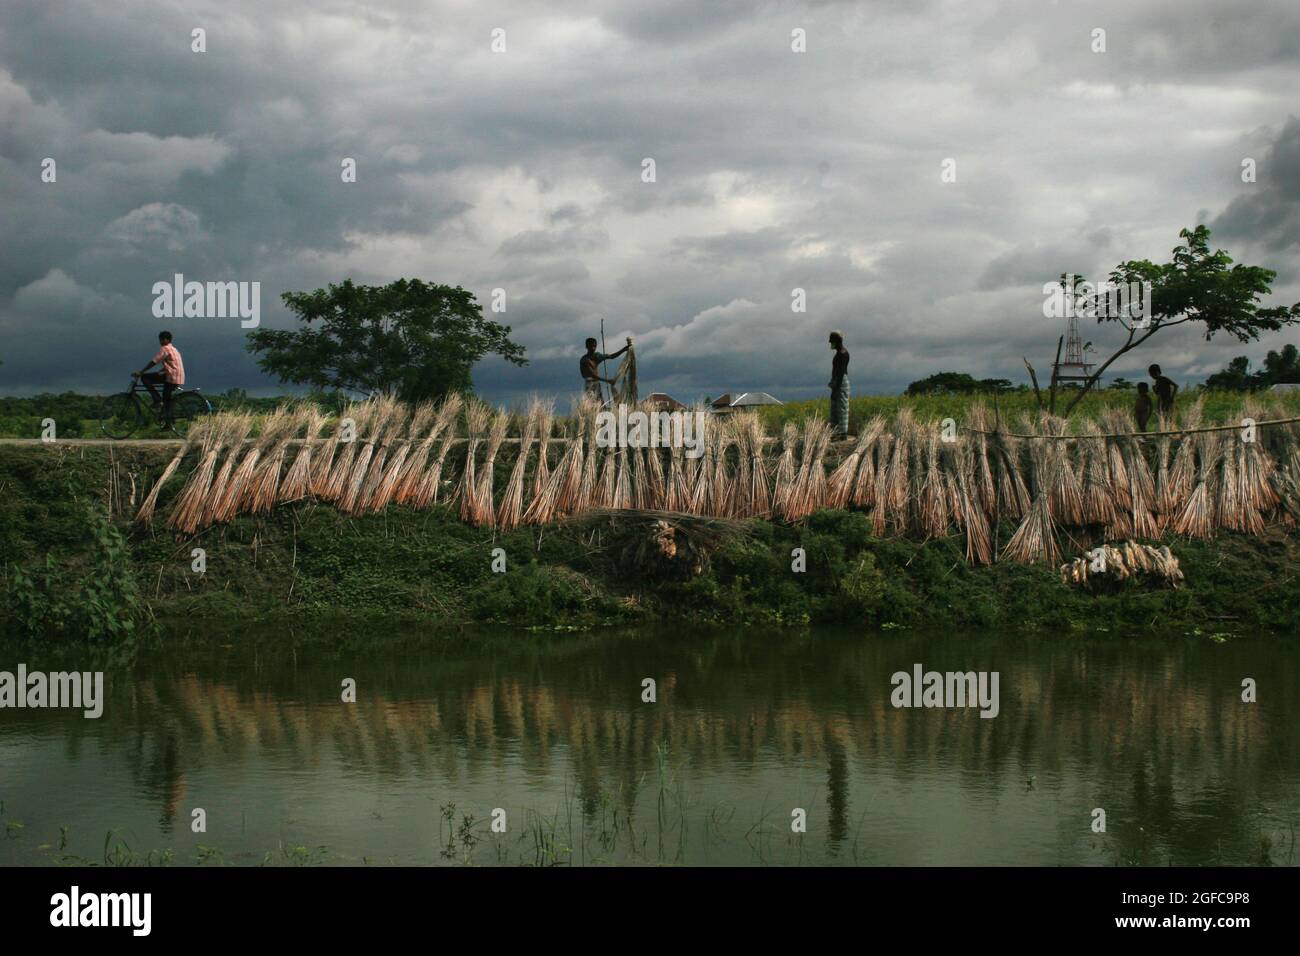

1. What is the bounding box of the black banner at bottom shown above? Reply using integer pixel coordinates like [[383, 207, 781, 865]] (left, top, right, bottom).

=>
[[0, 865, 1283, 940]]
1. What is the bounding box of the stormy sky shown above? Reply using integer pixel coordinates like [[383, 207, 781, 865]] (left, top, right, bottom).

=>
[[2, 0, 1298, 406]]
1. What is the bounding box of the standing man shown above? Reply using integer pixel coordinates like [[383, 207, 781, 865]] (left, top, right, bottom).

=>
[[828, 330, 850, 438], [1148, 364, 1178, 418], [580, 336, 630, 403], [134, 330, 185, 425]]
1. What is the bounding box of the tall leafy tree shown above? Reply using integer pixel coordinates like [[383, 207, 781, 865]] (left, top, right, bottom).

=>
[[246, 279, 527, 401], [1062, 226, 1300, 414]]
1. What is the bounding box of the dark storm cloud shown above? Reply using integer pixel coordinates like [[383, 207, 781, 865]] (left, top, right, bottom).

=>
[[2, 0, 1299, 403], [976, 230, 1118, 291], [498, 225, 610, 257], [1212, 116, 1300, 253]]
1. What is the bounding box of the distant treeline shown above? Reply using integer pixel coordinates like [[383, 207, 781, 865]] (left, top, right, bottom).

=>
[[905, 372, 1016, 395], [909, 344, 1300, 397], [1204, 344, 1300, 391]]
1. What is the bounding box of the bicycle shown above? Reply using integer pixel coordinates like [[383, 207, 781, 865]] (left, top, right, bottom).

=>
[[99, 376, 214, 439]]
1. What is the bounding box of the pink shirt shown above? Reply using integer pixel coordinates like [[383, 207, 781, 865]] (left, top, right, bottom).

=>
[[152, 343, 185, 385]]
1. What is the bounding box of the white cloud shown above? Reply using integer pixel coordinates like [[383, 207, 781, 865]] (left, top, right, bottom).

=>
[[105, 203, 204, 251], [383, 144, 422, 164], [11, 268, 112, 320], [82, 130, 231, 183]]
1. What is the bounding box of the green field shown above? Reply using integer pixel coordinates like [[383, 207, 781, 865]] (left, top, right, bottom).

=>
[[0, 389, 349, 439], [758, 388, 1300, 431], [6, 387, 1299, 441]]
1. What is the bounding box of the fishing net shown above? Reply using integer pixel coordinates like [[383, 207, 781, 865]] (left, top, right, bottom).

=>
[[610, 342, 638, 405]]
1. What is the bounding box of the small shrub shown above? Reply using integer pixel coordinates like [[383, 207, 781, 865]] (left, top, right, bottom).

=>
[[4, 505, 151, 641]]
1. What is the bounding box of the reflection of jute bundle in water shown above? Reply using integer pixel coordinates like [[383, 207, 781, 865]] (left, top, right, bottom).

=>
[[138, 396, 1300, 566]]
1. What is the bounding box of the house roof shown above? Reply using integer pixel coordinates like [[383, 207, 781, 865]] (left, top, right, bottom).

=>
[[646, 391, 687, 409], [728, 391, 782, 406]]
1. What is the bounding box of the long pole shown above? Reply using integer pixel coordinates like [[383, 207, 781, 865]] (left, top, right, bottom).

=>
[[600, 317, 610, 403], [1049, 334, 1063, 415]]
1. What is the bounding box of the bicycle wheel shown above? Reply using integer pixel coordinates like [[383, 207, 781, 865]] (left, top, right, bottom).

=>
[[166, 392, 212, 434], [100, 392, 145, 439]]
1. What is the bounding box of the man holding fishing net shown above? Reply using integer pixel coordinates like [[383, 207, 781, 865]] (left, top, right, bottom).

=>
[[581, 335, 633, 403]]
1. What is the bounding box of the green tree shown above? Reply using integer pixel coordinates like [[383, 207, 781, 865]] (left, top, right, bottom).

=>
[[906, 372, 1012, 395], [906, 372, 978, 395], [1204, 356, 1255, 391], [246, 279, 527, 401], [1063, 226, 1300, 415], [1207, 344, 1300, 390], [1260, 343, 1300, 384]]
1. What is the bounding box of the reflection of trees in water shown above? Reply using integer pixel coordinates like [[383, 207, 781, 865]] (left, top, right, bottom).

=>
[[65, 632, 1300, 862], [825, 733, 849, 853]]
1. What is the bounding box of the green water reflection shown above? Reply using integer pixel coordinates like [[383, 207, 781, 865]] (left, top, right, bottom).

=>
[[0, 626, 1295, 866]]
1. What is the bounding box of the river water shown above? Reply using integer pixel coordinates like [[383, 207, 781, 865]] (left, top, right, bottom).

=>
[[1, 625, 1296, 866]]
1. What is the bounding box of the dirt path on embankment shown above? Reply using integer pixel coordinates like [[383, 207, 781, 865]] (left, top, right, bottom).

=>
[[0, 438, 185, 445]]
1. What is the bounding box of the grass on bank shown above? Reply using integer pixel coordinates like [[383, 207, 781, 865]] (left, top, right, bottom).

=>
[[3, 442, 1299, 640], [757, 388, 1300, 431], [0, 389, 348, 440], [5, 388, 1300, 441]]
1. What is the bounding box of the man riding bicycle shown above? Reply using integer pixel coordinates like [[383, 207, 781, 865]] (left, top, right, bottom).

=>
[[134, 330, 186, 424]]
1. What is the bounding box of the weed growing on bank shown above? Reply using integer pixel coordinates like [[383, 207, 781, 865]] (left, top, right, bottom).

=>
[[5, 504, 153, 640]]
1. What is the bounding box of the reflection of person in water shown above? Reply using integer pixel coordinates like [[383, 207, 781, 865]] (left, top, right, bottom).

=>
[[155, 729, 187, 832]]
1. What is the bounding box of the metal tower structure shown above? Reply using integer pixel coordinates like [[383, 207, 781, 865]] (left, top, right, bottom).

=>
[[1053, 314, 1093, 383]]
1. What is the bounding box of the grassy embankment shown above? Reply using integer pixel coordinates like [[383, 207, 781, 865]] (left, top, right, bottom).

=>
[[3, 413, 1298, 640], [0, 390, 339, 439], [6, 388, 1300, 440], [760, 388, 1300, 430]]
